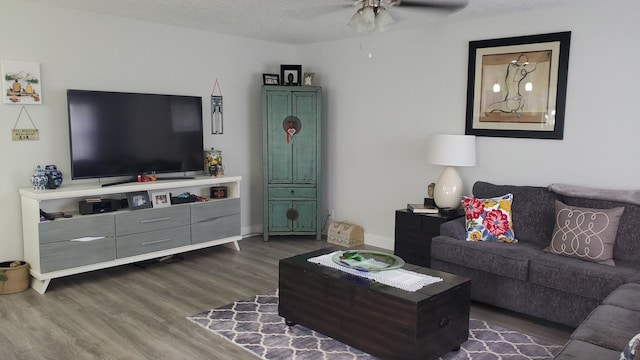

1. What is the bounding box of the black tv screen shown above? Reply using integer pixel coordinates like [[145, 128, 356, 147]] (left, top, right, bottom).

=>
[[67, 89, 204, 179]]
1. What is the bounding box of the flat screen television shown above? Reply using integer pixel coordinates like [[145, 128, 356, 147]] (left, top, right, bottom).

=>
[[67, 89, 204, 183]]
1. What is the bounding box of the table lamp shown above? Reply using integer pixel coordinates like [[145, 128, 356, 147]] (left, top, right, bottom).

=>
[[427, 134, 476, 209]]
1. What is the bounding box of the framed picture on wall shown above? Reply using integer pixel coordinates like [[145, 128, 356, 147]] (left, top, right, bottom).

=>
[[465, 31, 571, 139]]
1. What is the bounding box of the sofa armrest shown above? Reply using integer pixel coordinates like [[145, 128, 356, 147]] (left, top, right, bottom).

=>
[[439, 217, 466, 240]]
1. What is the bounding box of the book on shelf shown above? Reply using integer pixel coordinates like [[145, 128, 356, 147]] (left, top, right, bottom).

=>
[[407, 203, 439, 214]]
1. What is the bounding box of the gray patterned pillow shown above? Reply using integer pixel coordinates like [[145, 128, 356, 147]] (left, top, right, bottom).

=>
[[545, 201, 624, 266]]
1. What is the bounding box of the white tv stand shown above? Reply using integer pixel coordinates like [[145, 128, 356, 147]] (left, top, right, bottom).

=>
[[19, 176, 241, 294]]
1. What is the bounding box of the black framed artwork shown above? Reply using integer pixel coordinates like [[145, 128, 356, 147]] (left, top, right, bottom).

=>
[[465, 31, 571, 139], [280, 65, 301, 86]]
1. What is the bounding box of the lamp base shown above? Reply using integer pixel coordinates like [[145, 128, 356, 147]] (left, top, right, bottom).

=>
[[433, 166, 463, 209]]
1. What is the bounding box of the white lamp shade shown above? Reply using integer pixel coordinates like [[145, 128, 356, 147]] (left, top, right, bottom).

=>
[[427, 134, 476, 167]]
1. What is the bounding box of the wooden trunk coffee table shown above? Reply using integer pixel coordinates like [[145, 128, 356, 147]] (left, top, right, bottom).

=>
[[279, 247, 471, 360]]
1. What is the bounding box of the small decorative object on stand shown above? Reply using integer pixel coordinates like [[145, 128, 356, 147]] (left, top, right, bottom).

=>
[[44, 164, 63, 188], [204, 148, 224, 176], [30, 165, 48, 190]]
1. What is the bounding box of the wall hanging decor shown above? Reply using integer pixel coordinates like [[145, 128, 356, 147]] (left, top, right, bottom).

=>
[[465, 31, 571, 140], [12, 106, 39, 141], [211, 79, 223, 134], [2, 60, 42, 104]]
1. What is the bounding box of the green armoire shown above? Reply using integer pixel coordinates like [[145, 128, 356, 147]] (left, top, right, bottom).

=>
[[262, 86, 321, 241]]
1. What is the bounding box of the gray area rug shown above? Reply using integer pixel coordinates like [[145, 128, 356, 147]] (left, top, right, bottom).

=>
[[188, 290, 563, 359]]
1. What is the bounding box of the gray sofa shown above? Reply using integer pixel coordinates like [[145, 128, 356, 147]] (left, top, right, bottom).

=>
[[555, 282, 640, 358], [430, 181, 640, 357]]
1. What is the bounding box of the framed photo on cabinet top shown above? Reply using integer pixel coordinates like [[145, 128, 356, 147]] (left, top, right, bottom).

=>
[[263, 73, 279, 85], [280, 65, 301, 86], [465, 31, 571, 140]]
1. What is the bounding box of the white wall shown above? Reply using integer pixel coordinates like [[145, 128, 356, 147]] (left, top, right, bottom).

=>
[[299, 0, 640, 248], [2, 0, 639, 260], [0, 2, 294, 260]]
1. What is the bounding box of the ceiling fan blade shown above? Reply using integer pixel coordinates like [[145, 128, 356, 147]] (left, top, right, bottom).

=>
[[393, 0, 468, 10]]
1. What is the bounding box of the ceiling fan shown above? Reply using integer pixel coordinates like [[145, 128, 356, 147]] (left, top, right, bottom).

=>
[[347, 0, 468, 33]]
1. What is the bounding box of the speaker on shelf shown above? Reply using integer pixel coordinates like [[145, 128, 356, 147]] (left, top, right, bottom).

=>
[[78, 199, 121, 215]]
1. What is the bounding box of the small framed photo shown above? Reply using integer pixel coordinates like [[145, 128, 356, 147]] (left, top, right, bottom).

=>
[[263, 73, 280, 85], [302, 72, 315, 87], [150, 191, 171, 208], [280, 65, 302, 86], [126, 191, 152, 210]]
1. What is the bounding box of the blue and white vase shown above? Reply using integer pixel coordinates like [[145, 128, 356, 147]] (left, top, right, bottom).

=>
[[44, 164, 63, 188], [30, 165, 48, 190]]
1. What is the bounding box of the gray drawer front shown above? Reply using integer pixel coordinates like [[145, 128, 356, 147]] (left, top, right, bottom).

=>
[[192, 213, 240, 244], [116, 225, 190, 258], [191, 198, 240, 224], [39, 216, 115, 245], [269, 187, 316, 198], [40, 237, 116, 273], [115, 206, 190, 236]]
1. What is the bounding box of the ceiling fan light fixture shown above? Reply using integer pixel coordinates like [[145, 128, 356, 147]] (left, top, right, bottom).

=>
[[348, 3, 393, 33], [374, 7, 395, 32]]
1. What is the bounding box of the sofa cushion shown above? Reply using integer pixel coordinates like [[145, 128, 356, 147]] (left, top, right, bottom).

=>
[[603, 283, 640, 313], [461, 193, 516, 243], [473, 181, 560, 246], [529, 253, 639, 300], [431, 235, 542, 281], [554, 340, 621, 360], [571, 304, 640, 352], [545, 201, 624, 266]]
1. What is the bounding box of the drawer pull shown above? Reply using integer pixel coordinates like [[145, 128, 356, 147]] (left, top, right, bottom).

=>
[[141, 238, 172, 246], [70, 236, 106, 242], [291, 190, 295, 195], [140, 217, 171, 224]]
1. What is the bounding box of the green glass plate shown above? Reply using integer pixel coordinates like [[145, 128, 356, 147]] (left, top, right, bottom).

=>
[[331, 250, 405, 272]]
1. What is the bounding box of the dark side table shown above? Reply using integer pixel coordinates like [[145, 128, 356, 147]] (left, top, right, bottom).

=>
[[394, 209, 464, 267]]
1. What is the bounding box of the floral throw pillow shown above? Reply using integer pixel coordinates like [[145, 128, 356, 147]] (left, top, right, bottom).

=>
[[461, 194, 517, 243]]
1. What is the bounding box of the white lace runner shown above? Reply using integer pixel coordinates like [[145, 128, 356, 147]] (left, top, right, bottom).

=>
[[307, 251, 442, 292]]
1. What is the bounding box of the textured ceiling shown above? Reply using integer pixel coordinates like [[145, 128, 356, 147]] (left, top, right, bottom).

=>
[[23, 0, 584, 44]]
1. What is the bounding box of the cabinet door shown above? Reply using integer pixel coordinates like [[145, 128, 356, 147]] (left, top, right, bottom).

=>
[[265, 90, 318, 185], [265, 91, 293, 184], [268, 200, 317, 233], [291, 91, 318, 185], [292, 200, 317, 232]]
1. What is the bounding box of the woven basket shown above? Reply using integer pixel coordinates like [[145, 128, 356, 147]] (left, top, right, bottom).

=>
[[0, 261, 30, 295]]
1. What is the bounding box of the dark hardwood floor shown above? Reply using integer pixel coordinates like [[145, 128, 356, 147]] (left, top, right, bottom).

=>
[[0, 236, 572, 359]]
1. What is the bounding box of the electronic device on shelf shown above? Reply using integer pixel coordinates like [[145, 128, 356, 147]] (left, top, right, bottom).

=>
[[66, 89, 204, 186]]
